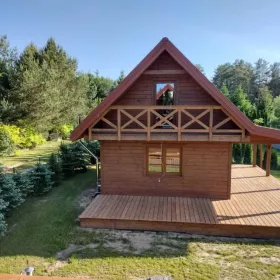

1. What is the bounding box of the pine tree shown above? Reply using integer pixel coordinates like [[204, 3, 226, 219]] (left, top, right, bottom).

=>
[[271, 150, 278, 170], [29, 164, 54, 195], [13, 172, 34, 197], [0, 165, 24, 212], [0, 198, 7, 236], [243, 144, 252, 164], [48, 153, 63, 186], [233, 144, 242, 163], [221, 83, 230, 99]]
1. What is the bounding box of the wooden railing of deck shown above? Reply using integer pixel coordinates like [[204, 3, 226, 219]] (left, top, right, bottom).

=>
[[90, 105, 246, 142]]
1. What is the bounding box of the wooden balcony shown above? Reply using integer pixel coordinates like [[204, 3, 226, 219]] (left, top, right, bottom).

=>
[[88, 105, 247, 142]]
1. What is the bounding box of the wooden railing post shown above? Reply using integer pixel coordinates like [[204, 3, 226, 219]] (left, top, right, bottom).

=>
[[259, 144, 263, 169], [253, 144, 257, 167], [178, 108, 181, 141], [117, 108, 121, 141], [147, 109, 151, 141], [88, 127, 92, 140], [266, 144, 272, 176], [209, 109, 213, 141]]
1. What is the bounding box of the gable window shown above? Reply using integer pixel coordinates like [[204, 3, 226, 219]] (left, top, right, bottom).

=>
[[147, 144, 182, 176]]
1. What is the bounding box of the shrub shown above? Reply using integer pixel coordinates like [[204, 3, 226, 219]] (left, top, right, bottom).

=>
[[0, 165, 24, 212], [56, 124, 73, 140], [60, 143, 90, 177], [13, 172, 34, 198], [83, 140, 100, 163], [29, 164, 54, 195], [0, 128, 15, 156], [271, 150, 278, 170], [48, 153, 63, 186], [243, 144, 252, 164], [233, 144, 242, 164], [21, 125, 46, 149]]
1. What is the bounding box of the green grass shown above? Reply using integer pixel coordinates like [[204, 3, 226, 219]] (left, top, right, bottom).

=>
[[0, 167, 280, 279], [0, 140, 70, 171]]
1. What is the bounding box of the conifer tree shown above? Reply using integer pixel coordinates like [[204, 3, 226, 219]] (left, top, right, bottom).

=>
[[243, 144, 252, 164], [48, 153, 63, 186], [29, 164, 54, 195], [13, 172, 34, 197]]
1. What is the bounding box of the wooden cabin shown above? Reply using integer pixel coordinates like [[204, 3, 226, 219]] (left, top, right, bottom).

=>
[[71, 38, 280, 238]]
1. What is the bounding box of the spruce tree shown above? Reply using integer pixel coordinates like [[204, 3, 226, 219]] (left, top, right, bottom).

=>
[[29, 164, 54, 195], [13, 172, 34, 197], [0, 165, 24, 212], [233, 144, 242, 164], [48, 153, 63, 186], [271, 150, 278, 170], [243, 144, 252, 164]]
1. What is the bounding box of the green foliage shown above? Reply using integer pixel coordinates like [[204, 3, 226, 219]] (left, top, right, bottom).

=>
[[59, 143, 90, 177], [13, 172, 34, 198], [233, 144, 242, 163], [29, 164, 54, 195], [48, 153, 63, 186], [0, 165, 23, 212], [221, 83, 230, 98], [55, 124, 73, 140], [83, 140, 100, 163], [271, 150, 278, 170], [0, 128, 15, 156], [243, 144, 252, 164]]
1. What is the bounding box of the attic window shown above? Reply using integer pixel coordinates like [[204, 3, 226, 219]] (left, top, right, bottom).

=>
[[156, 83, 174, 105]]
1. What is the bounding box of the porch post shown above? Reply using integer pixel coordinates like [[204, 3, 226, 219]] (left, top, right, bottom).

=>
[[259, 144, 263, 169], [266, 144, 272, 176], [253, 144, 257, 167]]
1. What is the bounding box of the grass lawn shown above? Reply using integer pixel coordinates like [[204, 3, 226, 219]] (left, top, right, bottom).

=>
[[0, 167, 280, 279], [0, 140, 70, 171]]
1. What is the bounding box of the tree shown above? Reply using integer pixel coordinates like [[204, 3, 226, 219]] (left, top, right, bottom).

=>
[[48, 153, 63, 186], [220, 83, 230, 99], [0, 195, 7, 236], [243, 144, 252, 164], [256, 87, 275, 126], [233, 144, 242, 163], [268, 62, 280, 97], [0, 165, 24, 212], [195, 64, 205, 74], [14, 38, 88, 132], [271, 150, 278, 170], [13, 172, 34, 197], [29, 164, 54, 195], [86, 73, 114, 109], [116, 70, 125, 85]]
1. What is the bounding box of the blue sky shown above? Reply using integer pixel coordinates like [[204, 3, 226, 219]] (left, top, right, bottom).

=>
[[1, 0, 280, 79]]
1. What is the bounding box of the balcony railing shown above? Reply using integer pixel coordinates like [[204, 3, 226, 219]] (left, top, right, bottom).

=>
[[89, 105, 246, 142]]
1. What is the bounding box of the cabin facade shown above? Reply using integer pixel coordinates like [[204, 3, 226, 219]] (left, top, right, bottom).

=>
[[71, 38, 280, 238]]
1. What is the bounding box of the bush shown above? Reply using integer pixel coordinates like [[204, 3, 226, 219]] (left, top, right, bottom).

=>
[[83, 140, 100, 164], [0, 165, 24, 212], [233, 144, 242, 163], [29, 164, 54, 195], [60, 143, 90, 177], [271, 150, 278, 170], [13, 172, 34, 198], [0, 194, 8, 236], [21, 125, 46, 149], [56, 124, 73, 140], [48, 153, 63, 186], [243, 144, 252, 164], [0, 128, 15, 156]]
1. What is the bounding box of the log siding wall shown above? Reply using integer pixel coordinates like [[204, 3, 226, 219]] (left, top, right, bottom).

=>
[[101, 141, 232, 199]]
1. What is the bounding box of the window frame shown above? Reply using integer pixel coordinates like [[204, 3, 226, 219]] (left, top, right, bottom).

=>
[[146, 144, 182, 177]]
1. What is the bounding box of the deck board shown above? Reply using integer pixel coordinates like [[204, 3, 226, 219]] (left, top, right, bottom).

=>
[[80, 165, 280, 238]]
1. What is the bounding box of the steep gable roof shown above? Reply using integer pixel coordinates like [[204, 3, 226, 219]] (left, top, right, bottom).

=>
[[156, 83, 174, 100], [70, 37, 280, 142]]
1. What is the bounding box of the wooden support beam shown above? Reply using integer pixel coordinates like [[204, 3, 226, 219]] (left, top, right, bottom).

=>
[[178, 108, 181, 141], [259, 144, 263, 169], [117, 109, 121, 141], [266, 144, 272, 176], [253, 144, 257, 167], [143, 69, 186, 75], [147, 109, 151, 141], [88, 127, 92, 140], [209, 109, 213, 141]]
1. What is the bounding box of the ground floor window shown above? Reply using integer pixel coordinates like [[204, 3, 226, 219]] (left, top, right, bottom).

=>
[[147, 144, 182, 176]]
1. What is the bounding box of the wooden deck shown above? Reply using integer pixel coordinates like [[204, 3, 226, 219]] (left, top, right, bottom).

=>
[[80, 164, 280, 238]]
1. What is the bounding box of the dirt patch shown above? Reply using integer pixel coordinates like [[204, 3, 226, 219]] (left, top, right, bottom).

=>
[[77, 189, 96, 209], [259, 256, 280, 264], [56, 243, 98, 260]]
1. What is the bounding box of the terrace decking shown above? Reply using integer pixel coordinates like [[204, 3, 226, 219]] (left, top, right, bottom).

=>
[[80, 165, 280, 238]]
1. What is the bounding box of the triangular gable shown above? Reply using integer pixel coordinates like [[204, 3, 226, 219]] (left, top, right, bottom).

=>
[[70, 37, 280, 142]]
